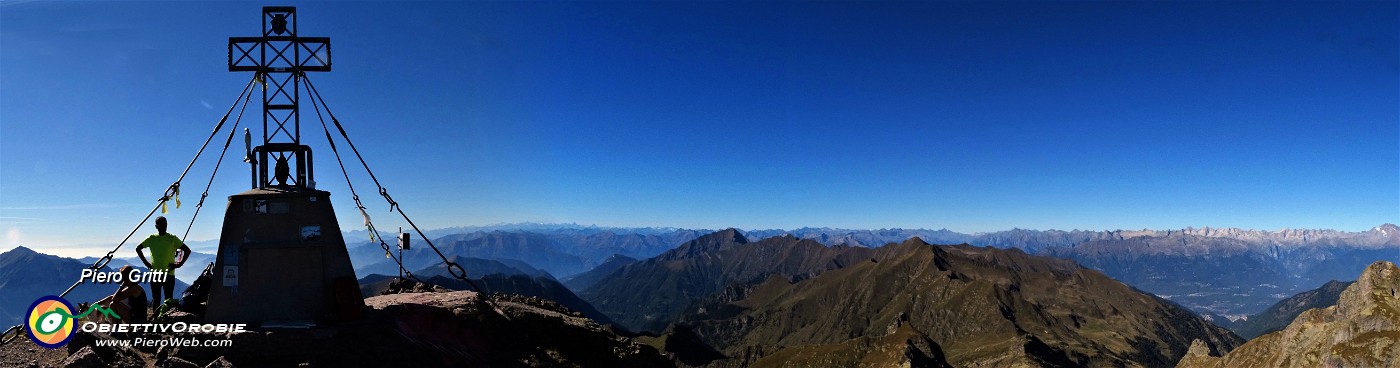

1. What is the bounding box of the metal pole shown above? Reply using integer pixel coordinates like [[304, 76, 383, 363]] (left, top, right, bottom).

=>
[[397, 227, 404, 279]]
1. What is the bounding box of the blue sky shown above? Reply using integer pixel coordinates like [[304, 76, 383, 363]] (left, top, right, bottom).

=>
[[2, 1, 1397, 256]]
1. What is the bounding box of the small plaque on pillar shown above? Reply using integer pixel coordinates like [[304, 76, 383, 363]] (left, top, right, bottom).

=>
[[301, 225, 322, 241], [224, 266, 239, 287]]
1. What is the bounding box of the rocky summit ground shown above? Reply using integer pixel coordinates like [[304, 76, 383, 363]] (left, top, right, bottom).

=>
[[0, 287, 670, 368], [361, 289, 670, 367]]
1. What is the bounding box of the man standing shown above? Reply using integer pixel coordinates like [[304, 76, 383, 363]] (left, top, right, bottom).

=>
[[136, 216, 190, 305]]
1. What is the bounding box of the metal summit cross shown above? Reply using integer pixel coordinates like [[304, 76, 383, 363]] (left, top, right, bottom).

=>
[[208, 7, 364, 324], [228, 6, 330, 189]]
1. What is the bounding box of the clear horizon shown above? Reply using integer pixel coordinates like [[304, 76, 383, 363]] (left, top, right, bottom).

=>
[[3, 2, 1397, 257]]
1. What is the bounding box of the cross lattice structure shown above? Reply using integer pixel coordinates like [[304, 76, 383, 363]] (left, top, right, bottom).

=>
[[227, 6, 331, 189]]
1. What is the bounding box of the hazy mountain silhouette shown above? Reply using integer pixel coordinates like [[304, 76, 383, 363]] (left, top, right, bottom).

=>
[[346, 228, 706, 279], [1038, 229, 1398, 317], [358, 254, 552, 282]]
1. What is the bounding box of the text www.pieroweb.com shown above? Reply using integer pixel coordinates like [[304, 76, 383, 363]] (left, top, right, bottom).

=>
[[93, 336, 233, 348]]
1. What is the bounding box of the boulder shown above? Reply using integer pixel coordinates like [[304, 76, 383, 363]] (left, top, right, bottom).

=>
[[204, 356, 236, 368], [61, 346, 105, 368]]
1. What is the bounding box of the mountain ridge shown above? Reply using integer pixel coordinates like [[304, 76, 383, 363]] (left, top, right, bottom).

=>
[[582, 230, 871, 333], [600, 233, 1244, 366]]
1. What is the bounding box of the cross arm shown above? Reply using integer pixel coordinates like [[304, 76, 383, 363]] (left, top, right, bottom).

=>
[[228, 37, 332, 72]]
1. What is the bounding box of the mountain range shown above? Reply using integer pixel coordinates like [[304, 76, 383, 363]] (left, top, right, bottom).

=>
[[345, 228, 708, 279], [335, 223, 1397, 319], [581, 230, 1244, 366], [16, 223, 1397, 317]]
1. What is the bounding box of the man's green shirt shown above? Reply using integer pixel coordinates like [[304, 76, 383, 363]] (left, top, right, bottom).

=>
[[140, 233, 181, 271]]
